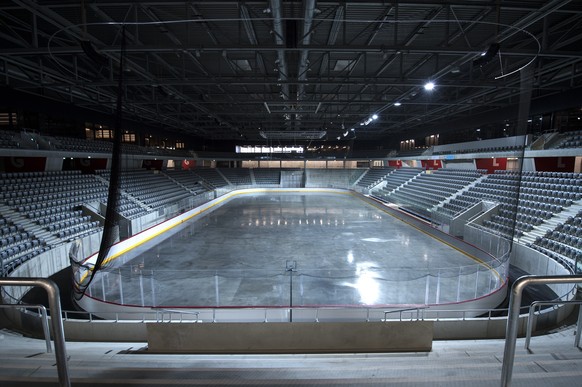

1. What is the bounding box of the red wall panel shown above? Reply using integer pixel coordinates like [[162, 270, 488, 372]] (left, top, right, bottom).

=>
[[0, 156, 46, 172], [475, 158, 507, 174], [420, 159, 442, 170], [534, 157, 575, 172], [181, 159, 197, 170]]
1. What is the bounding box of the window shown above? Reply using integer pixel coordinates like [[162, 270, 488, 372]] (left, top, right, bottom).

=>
[[0, 112, 16, 127], [176, 141, 185, 149], [95, 129, 113, 139], [122, 132, 136, 143]]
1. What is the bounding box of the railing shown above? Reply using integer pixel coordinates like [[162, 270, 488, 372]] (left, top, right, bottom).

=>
[[524, 300, 582, 350], [58, 305, 525, 324], [501, 275, 582, 387], [383, 306, 427, 321], [152, 308, 201, 322], [0, 304, 52, 353], [0, 278, 70, 387]]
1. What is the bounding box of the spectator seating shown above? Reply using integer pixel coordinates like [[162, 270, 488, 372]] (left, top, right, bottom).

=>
[[356, 168, 394, 189], [190, 168, 229, 188], [372, 168, 424, 199], [442, 171, 581, 238], [252, 169, 281, 185], [530, 210, 582, 267], [556, 130, 582, 149], [218, 168, 252, 185], [98, 169, 192, 211], [381, 169, 485, 218], [0, 130, 20, 148], [162, 170, 208, 195]]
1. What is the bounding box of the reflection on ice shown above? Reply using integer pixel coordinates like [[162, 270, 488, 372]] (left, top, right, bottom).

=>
[[342, 262, 380, 305]]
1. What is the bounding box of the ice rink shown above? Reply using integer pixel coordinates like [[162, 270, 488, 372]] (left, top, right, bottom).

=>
[[88, 192, 501, 308]]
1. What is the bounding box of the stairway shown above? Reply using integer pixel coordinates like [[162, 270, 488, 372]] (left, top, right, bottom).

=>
[[521, 199, 582, 245], [0, 204, 58, 246]]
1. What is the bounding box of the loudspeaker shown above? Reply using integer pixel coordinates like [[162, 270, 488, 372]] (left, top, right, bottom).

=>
[[80, 40, 109, 66], [473, 43, 500, 67]]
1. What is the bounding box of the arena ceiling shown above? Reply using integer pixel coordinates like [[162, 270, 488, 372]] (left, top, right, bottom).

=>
[[1, 1, 582, 143]]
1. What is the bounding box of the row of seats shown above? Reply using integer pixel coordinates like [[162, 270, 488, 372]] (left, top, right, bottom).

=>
[[438, 170, 581, 233], [162, 170, 209, 193], [356, 168, 394, 188], [376, 168, 424, 194], [0, 245, 50, 277], [0, 231, 32, 247], [56, 222, 101, 240], [47, 216, 92, 232], [252, 169, 282, 185], [219, 168, 252, 185], [191, 169, 229, 188], [381, 169, 485, 216]]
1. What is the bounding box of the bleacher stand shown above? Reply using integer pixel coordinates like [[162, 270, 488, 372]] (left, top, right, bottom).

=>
[[1, 171, 106, 241], [442, 171, 582, 239], [252, 169, 281, 185], [99, 169, 192, 211], [557, 130, 582, 149], [162, 170, 208, 195], [0, 130, 20, 148], [356, 168, 395, 189], [218, 168, 252, 186], [530, 210, 582, 268], [382, 169, 485, 218], [191, 168, 229, 188], [372, 167, 424, 200]]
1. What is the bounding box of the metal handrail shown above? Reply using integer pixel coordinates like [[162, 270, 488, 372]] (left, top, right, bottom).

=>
[[501, 274, 582, 387], [0, 278, 70, 387], [383, 306, 428, 321], [524, 300, 582, 350], [151, 307, 200, 322], [0, 304, 52, 353]]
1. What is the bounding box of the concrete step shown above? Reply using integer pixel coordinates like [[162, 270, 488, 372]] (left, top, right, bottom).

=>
[[1, 327, 582, 387]]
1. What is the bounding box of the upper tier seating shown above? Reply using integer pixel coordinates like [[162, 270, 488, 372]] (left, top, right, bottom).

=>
[[0, 130, 20, 148], [556, 130, 582, 149]]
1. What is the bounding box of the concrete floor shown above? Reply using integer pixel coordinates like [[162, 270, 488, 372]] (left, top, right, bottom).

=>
[[88, 193, 499, 308]]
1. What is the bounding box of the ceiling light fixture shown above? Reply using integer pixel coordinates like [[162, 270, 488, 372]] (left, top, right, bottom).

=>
[[424, 81, 435, 91], [394, 102, 401, 106]]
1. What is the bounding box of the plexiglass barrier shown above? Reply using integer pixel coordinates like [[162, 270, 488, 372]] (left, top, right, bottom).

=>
[[84, 260, 506, 309], [464, 222, 512, 261]]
